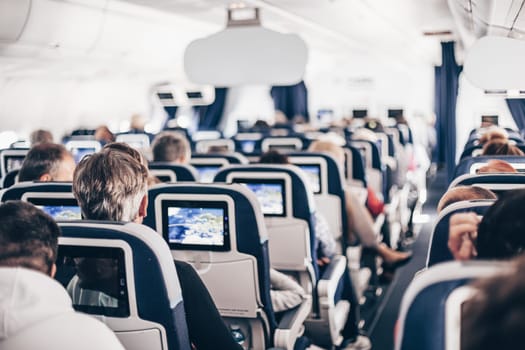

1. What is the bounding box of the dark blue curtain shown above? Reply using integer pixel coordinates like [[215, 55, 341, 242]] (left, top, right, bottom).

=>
[[162, 106, 178, 129], [270, 81, 309, 122], [435, 42, 462, 182], [195, 88, 228, 130], [506, 99, 525, 134]]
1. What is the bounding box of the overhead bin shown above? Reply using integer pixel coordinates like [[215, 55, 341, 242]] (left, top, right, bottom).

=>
[[464, 36, 525, 94], [0, 0, 31, 42], [184, 7, 308, 86]]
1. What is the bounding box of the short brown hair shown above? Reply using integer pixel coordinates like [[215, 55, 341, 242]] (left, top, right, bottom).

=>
[[482, 140, 524, 156], [18, 143, 71, 181], [0, 201, 60, 274], [437, 186, 497, 213], [151, 132, 191, 163], [476, 159, 518, 174], [73, 148, 148, 221]]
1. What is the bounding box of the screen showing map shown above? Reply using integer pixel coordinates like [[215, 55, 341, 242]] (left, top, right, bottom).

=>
[[236, 179, 285, 216], [28, 197, 81, 221], [162, 200, 230, 251]]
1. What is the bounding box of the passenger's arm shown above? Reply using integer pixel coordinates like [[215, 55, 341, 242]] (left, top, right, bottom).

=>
[[448, 212, 481, 261]]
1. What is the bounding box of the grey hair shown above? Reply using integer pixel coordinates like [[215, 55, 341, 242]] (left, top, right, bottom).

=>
[[73, 149, 148, 222]]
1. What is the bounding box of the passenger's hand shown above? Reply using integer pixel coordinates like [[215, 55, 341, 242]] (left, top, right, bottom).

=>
[[317, 257, 331, 267], [448, 212, 481, 261]]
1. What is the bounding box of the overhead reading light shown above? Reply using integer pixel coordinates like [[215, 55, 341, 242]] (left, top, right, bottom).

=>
[[184, 6, 308, 86], [464, 36, 525, 97]]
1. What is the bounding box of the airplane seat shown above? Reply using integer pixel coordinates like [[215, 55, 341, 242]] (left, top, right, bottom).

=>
[[0, 181, 73, 202], [233, 133, 264, 156], [450, 173, 525, 192], [144, 182, 312, 350], [214, 165, 351, 348], [426, 200, 494, 267], [0, 148, 28, 179], [1, 169, 20, 189], [194, 139, 236, 154], [148, 162, 198, 183], [395, 260, 508, 350], [190, 154, 249, 183], [260, 137, 304, 153], [347, 140, 387, 202], [115, 132, 152, 149], [453, 155, 525, 179], [191, 152, 249, 164], [342, 145, 367, 188], [288, 152, 373, 301], [57, 221, 191, 350]]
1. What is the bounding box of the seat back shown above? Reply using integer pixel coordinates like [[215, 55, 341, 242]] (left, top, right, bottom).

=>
[[1, 169, 20, 189], [194, 139, 235, 154], [214, 164, 318, 282], [64, 140, 102, 164], [190, 154, 248, 183], [261, 137, 304, 153], [454, 155, 525, 179], [288, 152, 348, 251], [57, 221, 191, 350], [450, 173, 525, 194], [348, 140, 385, 197], [426, 200, 494, 267], [395, 260, 508, 350], [342, 145, 367, 187], [115, 133, 151, 150], [144, 183, 276, 349], [0, 148, 28, 178], [148, 162, 198, 182]]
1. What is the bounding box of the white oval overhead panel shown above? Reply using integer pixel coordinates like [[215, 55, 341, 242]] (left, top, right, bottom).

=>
[[464, 36, 525, 91], [184, 26, 308, 87]]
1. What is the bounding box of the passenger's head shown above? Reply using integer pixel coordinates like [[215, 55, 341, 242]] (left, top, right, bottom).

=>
[[476, 189, 525, 259], [478, 127, 508, 145], [18, 143, 75, 182], [476, 159, 518, 174], [151, 132, 191, 164], [103, 142, 160, 186], [308, 140, 345, 165], [259, 150, 289, 164], [73, 148, 148, 223], [94, 125, 115, 144], [462, 255, 525, 350], [482, 140, 524, 156], [130, 114, 146, 131], [0, 201, 60, 276], [437, 186, 497, 213], [30, 129, 54, 145]]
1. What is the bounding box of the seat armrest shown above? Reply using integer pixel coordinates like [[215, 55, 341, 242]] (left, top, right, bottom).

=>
[[274, 296, 312, 350], [318, 255, 347, 298]]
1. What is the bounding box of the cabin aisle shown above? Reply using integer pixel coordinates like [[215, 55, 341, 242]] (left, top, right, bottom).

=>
[[367, 169, 448, 350]]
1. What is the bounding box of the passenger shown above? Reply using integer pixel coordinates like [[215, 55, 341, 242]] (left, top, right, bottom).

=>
[[476, 159, 518, 173], [72, 146, 242, 350], [462, 255, 525, 350], [94, 125, 115, 145], [18, 143, 75, 182], [481, 140, 524, 156], [437, 186, 497, 213], [151, 131, 191, 164], [103, 142, 160, 186], [30, 129, 54, 145], [0, 201, 124, 350], [478, 126, 508, 145], [449, 189, 525, 261], [259, 150, 371, 350], [307, 140, 412, 267]]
